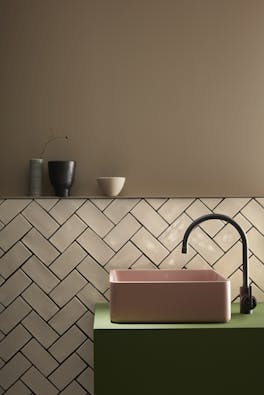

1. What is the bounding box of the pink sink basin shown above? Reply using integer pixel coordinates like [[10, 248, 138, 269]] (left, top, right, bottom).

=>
[[110, 269, 231, 323]]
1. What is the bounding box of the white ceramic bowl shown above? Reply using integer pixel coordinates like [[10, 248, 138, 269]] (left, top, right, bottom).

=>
[[97, 177, 126, 197]]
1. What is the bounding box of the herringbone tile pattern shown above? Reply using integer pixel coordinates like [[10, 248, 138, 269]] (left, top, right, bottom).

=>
[[0, 197, 264, 394]]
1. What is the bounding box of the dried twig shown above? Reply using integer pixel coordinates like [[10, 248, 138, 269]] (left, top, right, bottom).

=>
[[39, 129, 69, 158]]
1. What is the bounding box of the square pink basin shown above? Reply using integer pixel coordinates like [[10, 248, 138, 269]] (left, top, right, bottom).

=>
[[110, 269, 231, 323]]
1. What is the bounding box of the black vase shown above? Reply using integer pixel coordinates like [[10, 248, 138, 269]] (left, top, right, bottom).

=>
[[48, 161, 76, 197]]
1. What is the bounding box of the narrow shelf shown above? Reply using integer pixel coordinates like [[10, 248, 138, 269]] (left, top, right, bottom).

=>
[[1, 195, 264, 199]]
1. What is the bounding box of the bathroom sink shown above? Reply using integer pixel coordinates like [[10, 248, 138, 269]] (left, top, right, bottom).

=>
[[110, 269, 231, 323]]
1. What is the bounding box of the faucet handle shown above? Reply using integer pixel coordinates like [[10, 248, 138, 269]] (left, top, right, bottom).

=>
[[251, 295, 257, 310], [240, 286, 257, 313]]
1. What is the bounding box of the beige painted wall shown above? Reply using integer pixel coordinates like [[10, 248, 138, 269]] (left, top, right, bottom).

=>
[[1, 0, 264, 197]]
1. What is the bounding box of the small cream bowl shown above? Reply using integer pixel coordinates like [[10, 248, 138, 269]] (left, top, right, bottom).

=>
[[97, 177, 126, 197]]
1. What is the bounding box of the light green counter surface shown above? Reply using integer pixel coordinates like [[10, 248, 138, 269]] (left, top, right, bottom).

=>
[[94, 302, 264, 329]]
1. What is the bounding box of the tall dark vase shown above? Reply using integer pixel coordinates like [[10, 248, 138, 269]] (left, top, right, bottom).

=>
[[48, 161, 76, 197]]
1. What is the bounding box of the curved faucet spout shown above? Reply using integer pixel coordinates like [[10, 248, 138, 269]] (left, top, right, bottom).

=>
[[181, 213, 257, 314], [182, 213, 248, 288]]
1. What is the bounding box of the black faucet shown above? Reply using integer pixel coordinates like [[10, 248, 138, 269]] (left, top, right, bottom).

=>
[[182, 213, 257, 314]]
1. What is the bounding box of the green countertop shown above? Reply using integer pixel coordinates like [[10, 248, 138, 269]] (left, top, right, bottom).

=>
[[94, 302, 264, 330]]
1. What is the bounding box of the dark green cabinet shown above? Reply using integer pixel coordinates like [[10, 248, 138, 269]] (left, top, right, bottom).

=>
[[94, 303, 264, 395]]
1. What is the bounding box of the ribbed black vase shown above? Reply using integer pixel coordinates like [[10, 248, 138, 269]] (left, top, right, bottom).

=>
[[48, 161, 76, 197]]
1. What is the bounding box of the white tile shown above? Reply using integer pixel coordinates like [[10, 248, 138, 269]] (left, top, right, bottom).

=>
[[256, 198, 264, 208], [131, 200, 168, 237], [158, 198, 194, 223], [78, 228, 114, 265], [0, 215, 31, 251], [145, 198, 167, 210], [22, 229, 59, 265], [186, 199, 223, 236], [159, 245, 196, 269], [22, 201, 59, 238], [188, 228, 224, 264], [60, 381, 87, 395], [4, 380, 31, 395], [35, 198, 58, 211], [50, 271, 86, 308], [49, 354, 86, 391], [0, 325, 31, 362], [241, 199, 264, 234], [22, 339, 59, 376], [104, 214, 141, 251], [232, 211, 252, 230], [0, 353, 31, 390], [186, 199, 211, 218], [132, 228, 169, 264], [77, 367, 93, 394], [90, 198, 113, 210], [49, 326, 86, 363], [78, 256, 109, 292], [247, 227, 264, 262], [105, 242, 142, 272], [231, 294, 240, 304], [49, 243, 87, 279], [22, 311, 59, 348], [228, 268, 242, 301], [251, 283, 264, 302], [0, 242, 31, 279], [0, 297, 31, 335], [50, 215, 86, 252], [0, 270, 31, 307], [104, 198, 140, 223], [77, 337, 94, 367], [0, 199, 31, 224], [49, 199, 85, 224], [131, 256, 157, 270], [77, 310, 94, 340], [77, 200, 113, 237], [103, 287, 110, 301], [22, 255, 60, 293], [214, 198, 250, 217], [22, 283, 59, 320], [213, 242, 243, 279], [159, 213, 192, 251], [77, 283, 107, 312], [185, 254, 212, 270], [48, 298, 86, 335], [214, 213, 252, 252], [22, 366, 59, 395], [249, 255, 264, 291], [200, 198, 223, 210]]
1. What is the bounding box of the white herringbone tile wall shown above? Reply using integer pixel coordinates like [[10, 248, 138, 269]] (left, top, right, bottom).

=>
[[0, 197, 264, 394]]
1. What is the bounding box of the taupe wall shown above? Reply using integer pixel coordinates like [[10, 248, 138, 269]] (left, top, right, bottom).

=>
[[1, 0, 264, 197]]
